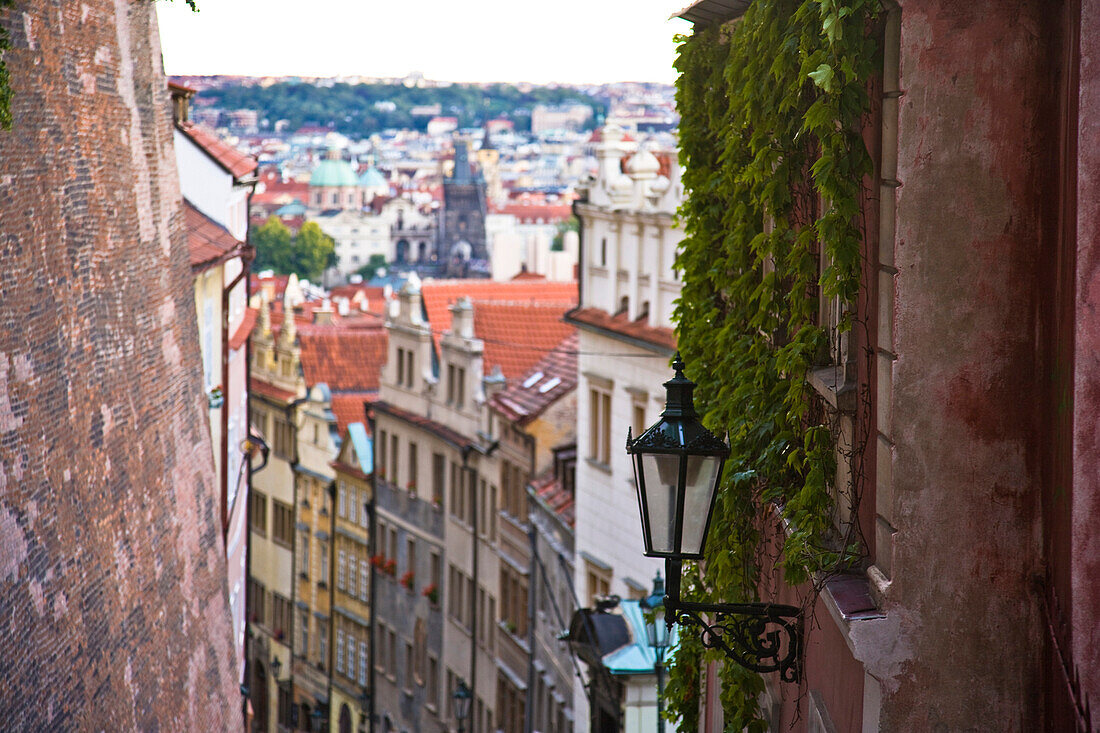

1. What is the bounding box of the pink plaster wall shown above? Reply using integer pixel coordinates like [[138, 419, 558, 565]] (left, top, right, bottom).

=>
[[1073, 0, 1100, 711], [883, 1, 1050, 728]]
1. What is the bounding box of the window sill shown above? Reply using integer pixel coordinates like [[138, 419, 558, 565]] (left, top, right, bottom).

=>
[[807, 364, 856, 412], [585, 457, 612, 475]]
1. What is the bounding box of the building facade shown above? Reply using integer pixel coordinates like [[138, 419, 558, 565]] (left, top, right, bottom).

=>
[[566, 123, 684, 732]]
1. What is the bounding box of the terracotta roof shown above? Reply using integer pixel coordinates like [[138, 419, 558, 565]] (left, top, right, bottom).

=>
[[492, 203, 573, 224], [371, 400, 472, 449], [531, 471, 574, 528], [330, 393, 374, 436], [252, 378, 297, 403], [420, 279, 577, 347], [510, 271, 547, 281], [474, 302, 576, 381], [565, 306, 676, 353], [229, 307, 259, 351], [184, 200, 245, 272], [177, 121, 258, 180], [298, 325, 388, 394], [490, 332, 577, 425]]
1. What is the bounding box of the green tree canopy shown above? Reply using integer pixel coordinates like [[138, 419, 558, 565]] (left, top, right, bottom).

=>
[[251, 215, 294, 273], [293, 221, 336, 281], [250, 216, 335, 281]]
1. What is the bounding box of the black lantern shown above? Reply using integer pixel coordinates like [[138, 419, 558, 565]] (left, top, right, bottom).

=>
[[626, 355, 803, 683], [270, 656, 282, 681], [627, 355, 729, 559], [452, 678, 472, 731]]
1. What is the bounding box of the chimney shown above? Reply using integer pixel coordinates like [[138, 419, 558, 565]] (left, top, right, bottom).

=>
[[450, 297, 475, 339], [313, 298, 335, 325], [168, 82, 194, 124]]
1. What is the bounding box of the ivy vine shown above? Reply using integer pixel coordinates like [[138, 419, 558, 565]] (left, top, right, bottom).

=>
[[669, 0, 881, 728], [0, 0, 197, 130]]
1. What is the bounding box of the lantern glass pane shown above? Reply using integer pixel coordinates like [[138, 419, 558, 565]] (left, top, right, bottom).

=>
[[641, 453, 681, 555], [680, 455, 721, 556]]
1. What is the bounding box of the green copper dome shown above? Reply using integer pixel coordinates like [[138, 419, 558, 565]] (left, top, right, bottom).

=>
[[310, 157, 359, 188], [358, 166, 387, 189]]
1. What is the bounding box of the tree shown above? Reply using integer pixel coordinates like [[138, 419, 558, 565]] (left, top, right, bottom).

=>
[[356, 254, 387, 279], [250, 215, 294, 273], [292, 221, 336, 281]]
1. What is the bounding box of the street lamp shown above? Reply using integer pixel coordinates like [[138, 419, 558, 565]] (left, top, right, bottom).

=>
[[452, 678, 472, 733], [270, 656, 282, 681], [640, 573, 668, 733], [357, 690, 370, 733], [626, 354, 803, 682]]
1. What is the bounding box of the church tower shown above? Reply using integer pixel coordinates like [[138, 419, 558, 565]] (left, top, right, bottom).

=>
[[439, 136, 489, 277]]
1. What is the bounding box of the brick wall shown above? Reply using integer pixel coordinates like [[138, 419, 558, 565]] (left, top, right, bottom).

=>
[[0, 2, 241, 729]]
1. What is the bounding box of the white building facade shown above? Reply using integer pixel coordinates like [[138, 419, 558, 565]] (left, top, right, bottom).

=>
[[566, 124, 685, 733]]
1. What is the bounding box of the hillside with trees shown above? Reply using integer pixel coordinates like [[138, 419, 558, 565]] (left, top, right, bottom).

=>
[[199, 81, 607, 135]]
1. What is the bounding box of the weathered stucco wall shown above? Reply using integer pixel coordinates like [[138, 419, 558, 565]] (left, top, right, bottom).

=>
[[883, 1, 1049, 728], [1073, 0, 1100, 711], [0, 1, 241, 728]]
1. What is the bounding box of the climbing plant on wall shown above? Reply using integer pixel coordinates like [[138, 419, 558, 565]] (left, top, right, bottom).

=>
[[0, 0, 197, 130], [668, 0, 881, 728]]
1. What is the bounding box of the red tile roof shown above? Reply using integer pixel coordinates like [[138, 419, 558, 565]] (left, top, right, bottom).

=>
[[298, 325, 388, 394], [490, 332, 577, 425], [565, 306, 677, 353], [184, 200, 246, 272], [491, 203, 573, 224], [531, 471, 575, 528], [330, 393, 374, 436], [510, 271, 547, 281], [420, 279, 576, 338], [252, 378, 297, 403], [473, 302, 576, 381], [177, 121, 258, 180], [229, 307, 259, 351]]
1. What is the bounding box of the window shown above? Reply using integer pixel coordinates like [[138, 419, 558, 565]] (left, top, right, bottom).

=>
[[336, 628, 345, 674], [347, 551, 357, 598], [338, 482, 347, 518], [273, 414, 293, 459], [600, 236, 607, 266], [318, 619, 328, 669], [404, 349, 414, 388], [272, 594, 291, 639], [404, 641, 415, 690], [249, 578, 267, 627], [388, 628, 398, 678], [427, 655, 439, 710], [387, 526, 398, 564], [298, 610, 309, 657], [250, 491, 268, 535], [347, 485, 357, 525], [390, 434, 399, 487], [447, 364, 466, 407], [406, 537, 417, 578], [378, 429, 387, 478], [346, 632, 356, 681], [432, 452, 446, 506], [588, 386, 612, 465], [632, 396, 647, 440], [397, 347, 406, 386], [298, 530, 310, 575], [359, 559, 369, 602], [338, 550, 347, 590], [319, 540, 329, 585], [358, 639, 368, 686], [408, 442, 418, 494], [272, 500, 293, 547], [430, 551, 441, 597], [585, 559, 611, 606], [500, 567, 528, 638]]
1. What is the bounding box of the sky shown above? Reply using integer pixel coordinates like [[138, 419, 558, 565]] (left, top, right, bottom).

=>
[[155, 1, 693, 85]]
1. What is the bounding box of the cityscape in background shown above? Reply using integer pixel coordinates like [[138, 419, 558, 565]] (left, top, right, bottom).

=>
[[2, 2, 1099, 733]]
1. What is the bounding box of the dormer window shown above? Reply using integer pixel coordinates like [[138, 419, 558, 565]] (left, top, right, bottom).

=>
[[618, 296, 629, 316]]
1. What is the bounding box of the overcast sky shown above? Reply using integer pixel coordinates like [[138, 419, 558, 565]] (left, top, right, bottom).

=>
[[155, 1, 693, 84]]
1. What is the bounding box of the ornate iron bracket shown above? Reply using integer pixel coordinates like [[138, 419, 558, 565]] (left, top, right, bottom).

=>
[[663, 560, 803, 683], [669, 599, 802, 683]]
